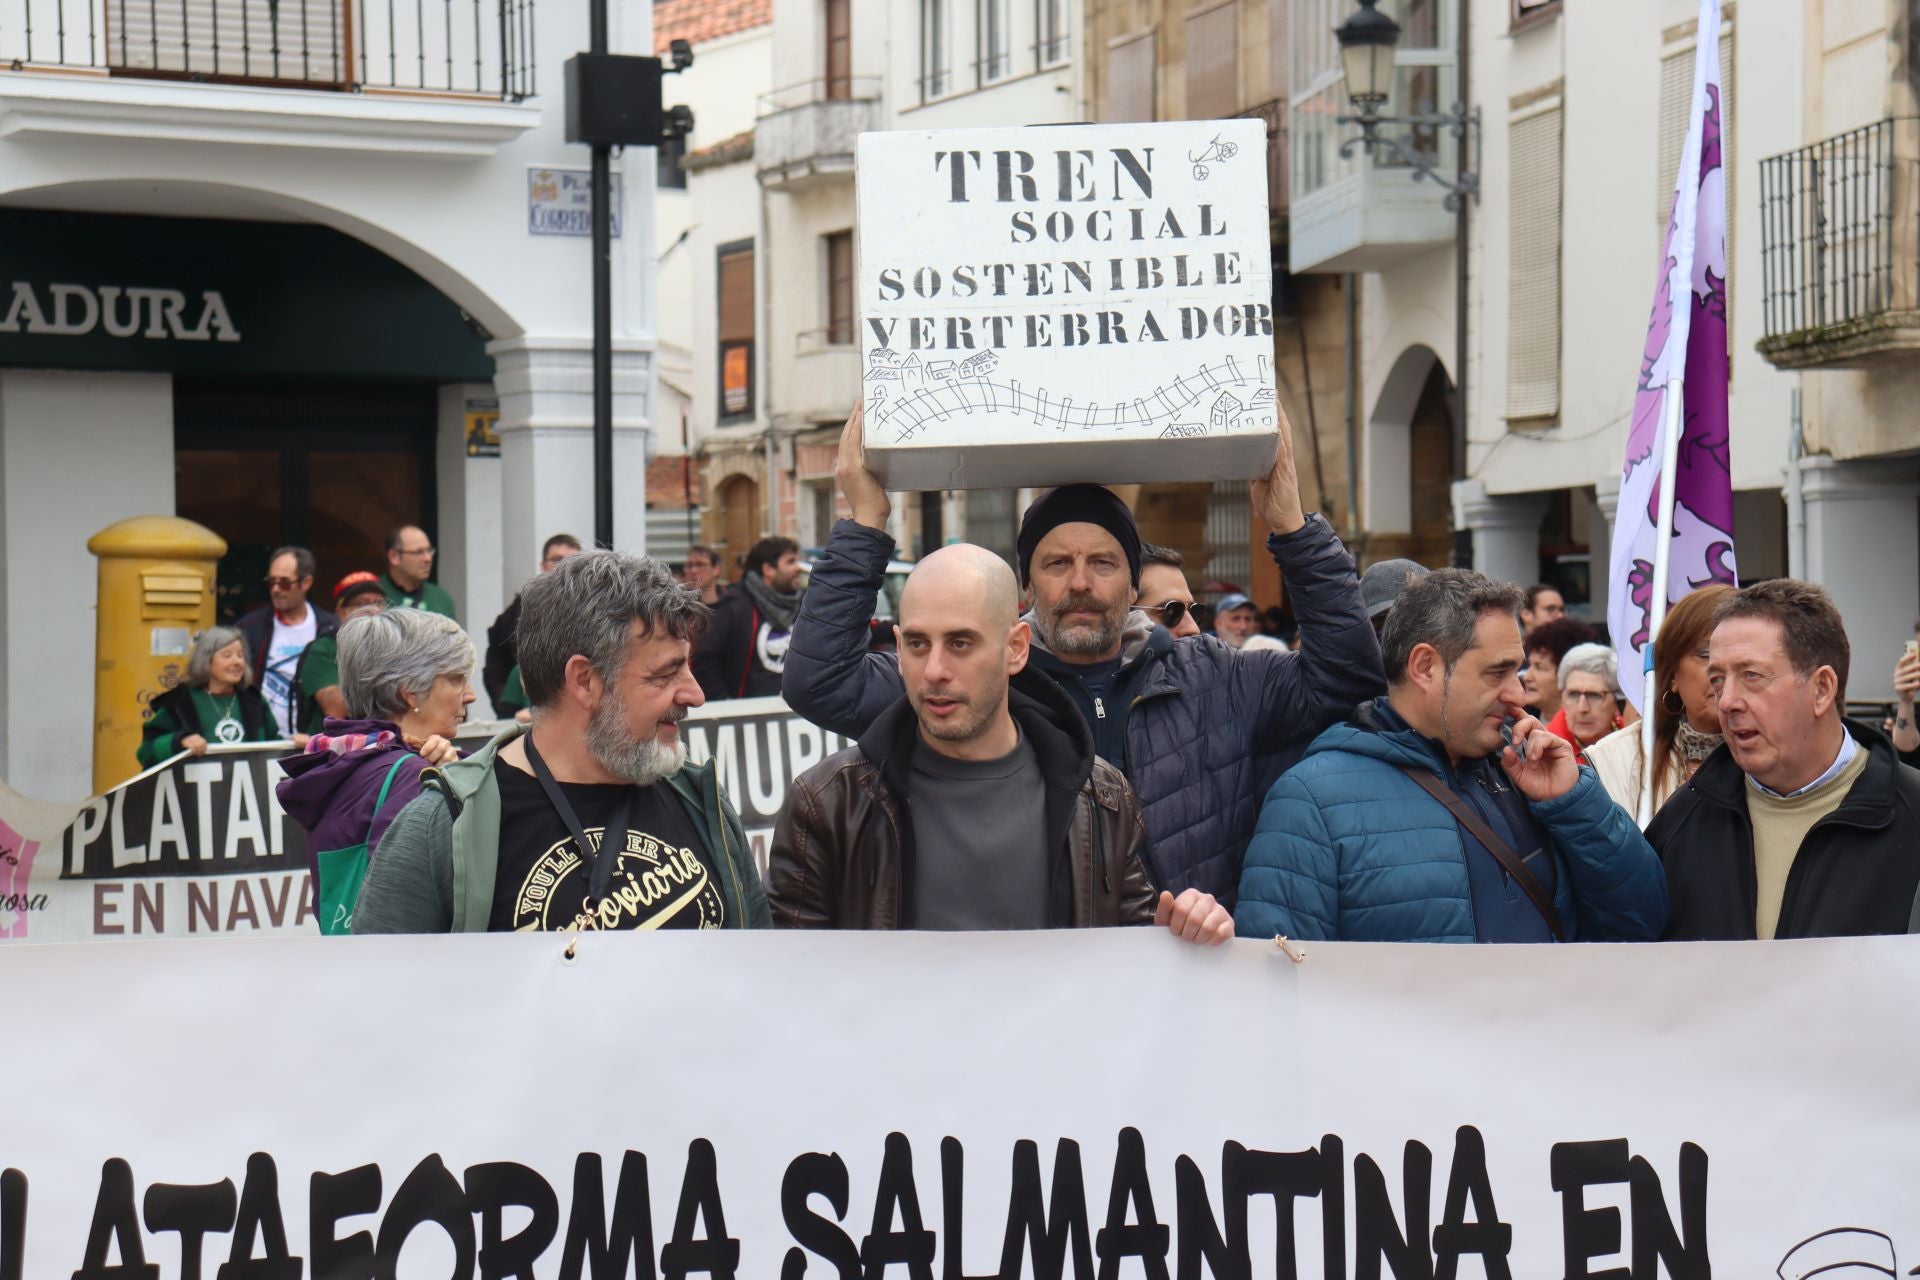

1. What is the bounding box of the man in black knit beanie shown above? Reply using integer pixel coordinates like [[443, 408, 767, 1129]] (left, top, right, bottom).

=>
[[778, 404, 1386, 907]]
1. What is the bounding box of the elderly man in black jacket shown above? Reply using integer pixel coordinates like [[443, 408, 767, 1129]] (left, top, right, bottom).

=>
[[1648, 579, 1920, 939], [780, 405, 1385, 907]]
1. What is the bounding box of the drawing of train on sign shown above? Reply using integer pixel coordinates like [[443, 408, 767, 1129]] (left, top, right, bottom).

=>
[[857, 119, 1277, 489], [865, 348, 1277, 443]]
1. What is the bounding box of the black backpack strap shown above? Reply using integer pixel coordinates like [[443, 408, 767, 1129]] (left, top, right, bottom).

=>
[[1396, 764, 1565, 940]]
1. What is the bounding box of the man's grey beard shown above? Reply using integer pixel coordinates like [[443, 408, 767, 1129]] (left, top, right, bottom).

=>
[[585, 686, 687, 785], [1035, 593, 1125, 656]]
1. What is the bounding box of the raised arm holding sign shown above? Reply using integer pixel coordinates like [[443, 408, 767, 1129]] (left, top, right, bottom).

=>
[[770, 542, 1232, 942], [784, 402, 1383, 908], [783, 120, 1385, 906]]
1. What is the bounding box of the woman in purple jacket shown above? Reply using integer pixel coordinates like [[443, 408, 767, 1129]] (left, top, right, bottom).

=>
[[277, 608, 478, 882]]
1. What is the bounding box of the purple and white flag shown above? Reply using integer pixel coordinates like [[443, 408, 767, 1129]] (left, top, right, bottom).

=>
[[1608, 0, 1736, 711]]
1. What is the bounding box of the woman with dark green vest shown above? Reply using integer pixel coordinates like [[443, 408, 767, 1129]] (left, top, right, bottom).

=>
[[138, 627, 276, 769]]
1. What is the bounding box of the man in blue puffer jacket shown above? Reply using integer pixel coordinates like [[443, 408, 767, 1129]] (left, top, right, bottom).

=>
[[782, 407, 1386, 907], [1236, 568, 1666, 943]]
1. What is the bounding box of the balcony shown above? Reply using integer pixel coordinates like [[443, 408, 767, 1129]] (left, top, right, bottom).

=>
[[1287, 63, 1458, 274], [1758, 118, 1920, 369], [782, 327, 859, 423], [754, 77, 880, 192], [0, 0, 539, 156]]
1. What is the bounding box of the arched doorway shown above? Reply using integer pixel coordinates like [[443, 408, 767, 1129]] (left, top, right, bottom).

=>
[[1365, 345, 1459, 568], [717, 474, 761, 584], [1406, 363, 1456, 567]]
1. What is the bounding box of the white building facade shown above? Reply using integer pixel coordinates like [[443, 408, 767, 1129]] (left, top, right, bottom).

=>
[[0, 0, 662, 796], [1291, 0, 1919, 703], [652, 1, 774, 570]]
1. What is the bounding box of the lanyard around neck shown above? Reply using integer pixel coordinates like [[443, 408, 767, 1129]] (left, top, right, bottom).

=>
[[523, 731, 629, 917]]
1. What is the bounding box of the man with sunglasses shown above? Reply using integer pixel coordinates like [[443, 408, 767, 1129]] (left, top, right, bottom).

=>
[[783, 405, 1385, 908], [238, 545, 337, 738], [1139, 545, 1202, 639]]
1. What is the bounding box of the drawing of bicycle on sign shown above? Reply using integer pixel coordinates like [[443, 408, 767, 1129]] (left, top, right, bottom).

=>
[[1189, 134, 1239, 180]]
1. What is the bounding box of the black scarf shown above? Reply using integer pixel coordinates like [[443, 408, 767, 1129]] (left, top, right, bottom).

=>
[[739, 573, 801, 631]]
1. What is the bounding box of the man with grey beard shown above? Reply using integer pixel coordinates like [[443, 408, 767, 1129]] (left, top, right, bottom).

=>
[[782, 405, 1385, 908], [353, 551, 769, 934]]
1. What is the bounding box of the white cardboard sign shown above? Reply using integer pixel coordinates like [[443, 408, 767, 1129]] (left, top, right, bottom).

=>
[[858, 120, 1277, 490]]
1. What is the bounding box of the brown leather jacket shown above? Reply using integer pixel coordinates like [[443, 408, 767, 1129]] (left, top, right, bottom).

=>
[[769, 669, 1157, 929]]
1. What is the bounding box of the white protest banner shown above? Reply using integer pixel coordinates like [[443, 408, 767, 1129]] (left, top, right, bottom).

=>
[[679, 695, 852, 871], [1, 699, 842, 943], [858, 120, 1278, 490], [2, 930, 1917, 1279], [17, 743, 310, 943]]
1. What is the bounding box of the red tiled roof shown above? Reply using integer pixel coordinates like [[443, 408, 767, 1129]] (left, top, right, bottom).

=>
[[686, 128, 754, 169], [654, 0, 770, 53]]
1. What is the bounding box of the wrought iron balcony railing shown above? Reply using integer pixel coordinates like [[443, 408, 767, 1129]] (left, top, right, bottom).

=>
[[1757, 117, 1920, 368], [3, 0, 534, 99]]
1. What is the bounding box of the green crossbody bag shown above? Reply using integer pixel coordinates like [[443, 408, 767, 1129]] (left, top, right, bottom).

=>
[[314, 755, 410, 937]]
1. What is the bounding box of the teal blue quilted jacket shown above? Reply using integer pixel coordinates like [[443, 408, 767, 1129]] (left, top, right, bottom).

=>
[[1234, 700, 1667, 943]]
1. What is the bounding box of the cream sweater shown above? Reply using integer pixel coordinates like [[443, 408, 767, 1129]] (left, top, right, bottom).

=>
[[1748, 745, 1870, 940], [1586, 726, 1686, 825]]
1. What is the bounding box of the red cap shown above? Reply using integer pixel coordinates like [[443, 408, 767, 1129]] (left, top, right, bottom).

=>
[[332, 571, 384, 609]]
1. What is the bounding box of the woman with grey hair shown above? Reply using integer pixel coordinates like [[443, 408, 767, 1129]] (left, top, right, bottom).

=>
[[137, 626, 276, 768], [1550, 641, 1632, 762], [277, 608, 477, 932]]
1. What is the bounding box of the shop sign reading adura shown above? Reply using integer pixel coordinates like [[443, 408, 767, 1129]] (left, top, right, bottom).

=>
[[0, 281, 240, 343]]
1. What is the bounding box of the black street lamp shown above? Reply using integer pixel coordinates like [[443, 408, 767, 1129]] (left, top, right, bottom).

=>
[[1333, 0, 1480, 210]]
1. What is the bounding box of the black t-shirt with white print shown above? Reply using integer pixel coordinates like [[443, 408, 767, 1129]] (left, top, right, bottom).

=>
[[488, 758, 726, 932]]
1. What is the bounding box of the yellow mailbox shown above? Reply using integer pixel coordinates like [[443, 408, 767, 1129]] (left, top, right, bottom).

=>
[[87, 516, 227, 793]]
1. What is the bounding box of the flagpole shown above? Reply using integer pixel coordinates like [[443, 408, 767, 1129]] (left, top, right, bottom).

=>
[[1636, 382, 1687, 827]]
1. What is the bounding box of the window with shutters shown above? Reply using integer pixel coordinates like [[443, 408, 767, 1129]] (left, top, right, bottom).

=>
[[1107, 30, 1156, 122], [1290, 0, 1346, 204], [977, 0, 1012, 82], [825, 231, 855, 347], [1506, 100, 1564, 424], [1657, 14, 1734, 369], [921, 0, 951, 99], [1037, 0, 1069, 66], [825, 0, 853, 99], [109, 0, 351, 85], [1185, 4, 1238, 120], [717, 242, 755, 422]]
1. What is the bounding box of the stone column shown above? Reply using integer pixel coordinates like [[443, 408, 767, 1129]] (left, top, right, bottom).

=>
[[0, 369, 173, 799], [489, 337, 655, 607], [1450, 478, 1550, 588], [1800, 456, 1920, 703]]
